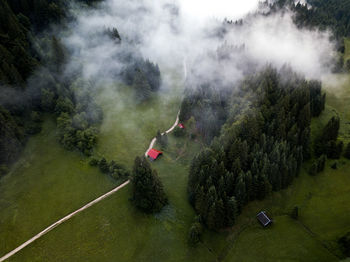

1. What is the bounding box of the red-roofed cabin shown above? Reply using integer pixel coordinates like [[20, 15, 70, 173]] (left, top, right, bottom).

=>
[[178, 123, 185, 129], [147, 148, 163, 161]]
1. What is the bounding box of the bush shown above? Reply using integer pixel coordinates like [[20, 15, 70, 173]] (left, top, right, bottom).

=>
[[291, 206, 299, 220], [309, 155, 326, 175], [98, 158, 110, 173], [339, 232, 350, 257], [344, 143, 350, 159], [89, 158, 99, 166], [173, 126, 186, 137], [188, 222, 203, 246]]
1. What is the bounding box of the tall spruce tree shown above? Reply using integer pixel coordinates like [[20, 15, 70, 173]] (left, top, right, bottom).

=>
[[131, 156, 168, 213]]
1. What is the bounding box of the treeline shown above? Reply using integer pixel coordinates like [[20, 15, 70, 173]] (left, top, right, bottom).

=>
[[268, 0, 350, 38], [122, 59, 161, 102], [6, 0, 101, 32], [0, 0, 103, 174], [54, 78, 103, 156], [179, 84, 229, 143], [187, 67, 325, 230], [292, 0, 350, 38], [89, 157, 130, 181]]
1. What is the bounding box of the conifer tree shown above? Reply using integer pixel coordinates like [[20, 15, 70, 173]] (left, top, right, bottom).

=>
[[131, 156, 168, 213]]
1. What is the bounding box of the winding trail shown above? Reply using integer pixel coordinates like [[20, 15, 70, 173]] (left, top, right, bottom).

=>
[[0, 110, 181, 262], [144, 111, 180, 157]]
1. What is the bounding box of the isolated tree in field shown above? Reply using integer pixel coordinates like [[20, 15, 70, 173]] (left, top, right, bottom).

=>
[[131, 156, 168, 213]]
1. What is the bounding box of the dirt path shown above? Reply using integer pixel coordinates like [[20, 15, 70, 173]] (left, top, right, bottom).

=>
[[144, 111, 180, 157], [0, 180, 130, 262], [1, 110, 181, 261]]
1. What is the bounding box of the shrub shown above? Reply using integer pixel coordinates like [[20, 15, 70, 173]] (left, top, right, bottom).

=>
[[173, 126, 186, 137], [188, 222, 203, 246]]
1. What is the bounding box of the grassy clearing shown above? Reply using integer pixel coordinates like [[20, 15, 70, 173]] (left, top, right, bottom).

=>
[[0, 118, 118, 260], [2, 72, 350, 261], [5, 126, 215, 262]]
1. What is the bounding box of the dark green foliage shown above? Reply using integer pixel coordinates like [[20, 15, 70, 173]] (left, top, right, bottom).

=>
[[291, 206, 299, 220], [89, 158, 99, 166], [173, 126, 186, 137], [123, 58, 161, 101], [308, 81, 326, 117], [188, 222, 203, 246], [105, 27, 121, 42], [133, 70, 152, 102], [338, 232, 350, 257], [90, 157, 129, 180], [344, 143, 350, 159], [156, 130, 168, 149], [331, 161, 338, 170], [309, 155, 326, 175], [5, 0, 67, 32], [292, 0, 350, 38], [0, 0, 104, 169], [51, 36, 67, 73], [131, 156, 168, 213], [55, 79, 103, 155], [187, 67, 323, 230], [270, 0, 350, 38], [346, 59, 350, 72], [0, 0, 37, 85], [0, 106, 25, 167], [0, 164, 9, 176], [314, 117, 342, 159], [99, 157, 109, 173], [179, 84, 228, 143]]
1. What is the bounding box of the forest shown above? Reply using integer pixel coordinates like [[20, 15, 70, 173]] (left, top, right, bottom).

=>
[[0, 0, 161, 174], [185, 66, 326, 230]]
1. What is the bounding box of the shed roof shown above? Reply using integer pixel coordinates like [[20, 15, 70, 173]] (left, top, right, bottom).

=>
[[147, 148, 163, 160], [257, 211, 272, 227], [178, 123, 185, 129]]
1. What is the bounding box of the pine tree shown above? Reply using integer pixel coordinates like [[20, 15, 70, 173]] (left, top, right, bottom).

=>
[[133, 70, 152, 102], [226, 196, 238, 226], [51, 36, 66, 73], [234, 172, 246, 210], [131, 156, 168, 213]]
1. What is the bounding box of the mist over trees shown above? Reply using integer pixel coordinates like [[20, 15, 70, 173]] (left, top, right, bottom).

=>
[[0, 0, 105, 171], [186, 66, 325, 230], [123, 59, 161, 102]]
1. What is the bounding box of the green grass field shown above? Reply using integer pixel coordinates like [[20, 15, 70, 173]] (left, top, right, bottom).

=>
[[1, 73, 350, 261], [0, 79, 218, 262]]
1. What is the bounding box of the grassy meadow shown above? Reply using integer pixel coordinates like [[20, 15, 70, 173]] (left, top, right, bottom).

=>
[[1, 71, 350, 261]]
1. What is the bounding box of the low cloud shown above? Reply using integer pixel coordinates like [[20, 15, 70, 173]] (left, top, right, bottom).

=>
[[61, 0, 335, 89]]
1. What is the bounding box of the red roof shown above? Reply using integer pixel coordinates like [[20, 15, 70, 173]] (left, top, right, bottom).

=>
[[147, 148, 163, 160], [178, 123, 185, 129]]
